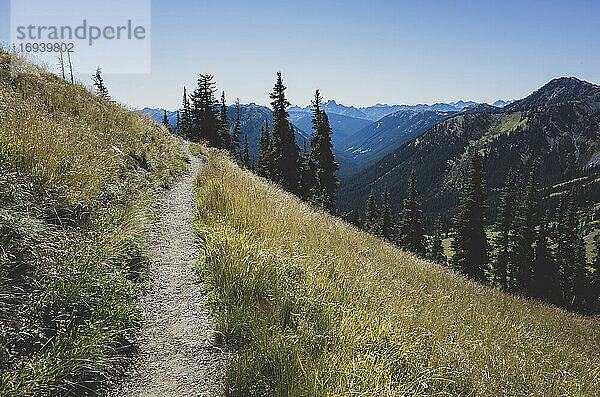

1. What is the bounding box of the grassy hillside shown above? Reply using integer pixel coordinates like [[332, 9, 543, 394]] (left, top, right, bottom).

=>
[[0, 50, 186, 395], [194, 146, 600, 396]]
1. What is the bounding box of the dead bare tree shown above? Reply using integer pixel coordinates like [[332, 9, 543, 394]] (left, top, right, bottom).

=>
[[67, 52, 74, 83], [58, 51, 66, 79]]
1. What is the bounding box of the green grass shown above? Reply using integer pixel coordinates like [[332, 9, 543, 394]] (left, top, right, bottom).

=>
[[0, 49, 186, 395], [194, 146, 600, 396]]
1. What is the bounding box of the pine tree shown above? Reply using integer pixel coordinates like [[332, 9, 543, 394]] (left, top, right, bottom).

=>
[[219, 91, 232, 151], [231, 98, 242, 159], [243, 134, 250, 168], [514, 163, 539, 295], [451, 152, 488, 282], [179, 87, 191, 137], [531, 215, 559, 302], [351, 208, 361, 228], [364, 191, 380, 235], [189, 74, 220, 146], [298, 140, 315, 201], [493, 171, 516, 290], [309, 90, 339, 213], [92, 67, 109, 99], [269, 72, 299, 192], [398, 169, 425, 255], [556, 194, 579, 307], [162, 110, 172, 133], [380, 184, 393, 240], [589, 237, 600, 312], [256, 119, 273, 178], [428, 217, 447, 265]]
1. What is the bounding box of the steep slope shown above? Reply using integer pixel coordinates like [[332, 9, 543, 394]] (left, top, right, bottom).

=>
[[193, 146, 600, 396], [0, 50, 187, 394], [341, 109, 453, 173], [338, 77, 600, 226]]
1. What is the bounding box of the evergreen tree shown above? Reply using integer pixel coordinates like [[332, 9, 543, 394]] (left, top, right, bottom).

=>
[[256, 119, 273, 178], [243, 134, 250, 168], [162, 110, 172, 133], [269, 72, 299, 192], [351, 208, 361, 228], [590, 237, 600, 312], [92, 67, 109, 99], [428, 217, 447, 265], [179, 87, 191, 137], [380, 184, 393, 240], [398, 169, 425, 255], [451, 152, 488, 282], [176, 110, 181, 133], [514, 163, 539, 295], [298, 140, 315, 201], [189, 74, 220, 146], [556, 195, 580, 307], [219, 91, 232, 151], [493, 171, 516, 290], [531, 215, 559, 302], [309, 90, 339, 213], [364, 191, 380, 235], [231, 98, 242, 159]]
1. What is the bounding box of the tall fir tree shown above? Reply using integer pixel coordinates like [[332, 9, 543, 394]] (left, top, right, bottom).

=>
[[219, 91, 232, 152], [231, 98, 242, 159], [176, 110, 181, 133], [532, 214, 559, 303], [493, 171, 516, 290], [364, 191, 380, 235], [590, 237, 600, 312], [179, 86, 191, 137], [351, 208, 361, 229], [513, 163, 539, 295], [162, 110, 172, 133], [308, 90, 339, 213], [256, 119, 273, 178], [451, 152, 488, 282], [243, 134, 250, 168], [298, 140, 315, 201], [189, 74, 220, 146], [269, 72, 299, 192], [428, 217, 447, 265], [398, 169, 425, 255], [380, 184, 393, 240]]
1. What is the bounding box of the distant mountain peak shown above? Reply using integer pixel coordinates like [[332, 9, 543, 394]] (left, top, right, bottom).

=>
[[505, 76, 600, 112]]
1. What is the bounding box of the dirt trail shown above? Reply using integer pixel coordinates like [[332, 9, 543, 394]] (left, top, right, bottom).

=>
[[112, 143, 222, 396]]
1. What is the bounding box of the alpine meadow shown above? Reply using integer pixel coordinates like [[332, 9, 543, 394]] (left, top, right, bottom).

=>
[[1, 1, 600, 396]]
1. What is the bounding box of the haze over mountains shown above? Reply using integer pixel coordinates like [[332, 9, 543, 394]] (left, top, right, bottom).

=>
[[142, 98, 514, 177]]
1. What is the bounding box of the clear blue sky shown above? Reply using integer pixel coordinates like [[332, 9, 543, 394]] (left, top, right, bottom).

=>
[[1, 0, 599, 110]]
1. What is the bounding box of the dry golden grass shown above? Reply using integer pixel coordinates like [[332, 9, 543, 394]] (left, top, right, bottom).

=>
[[0, 49, 186, 395], [194, 145, 600, 396]]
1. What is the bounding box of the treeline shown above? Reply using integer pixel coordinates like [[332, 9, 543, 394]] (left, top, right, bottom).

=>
[[173, 72, 339, 213], [351, 152, 600, 313]]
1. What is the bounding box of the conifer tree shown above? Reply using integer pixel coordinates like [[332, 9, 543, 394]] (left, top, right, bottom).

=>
[[556, 195, 579, 307], [531, 215, 559, 302], [380, 184, 393, 240], [256, 119, 273, 178], [176, 110, 181, 133], [351, 208, 361, 228], [428, 217, 447, 265], [243, 134, 250, 168], [364, 191, 380, 235], [514, 163, 539, 295], [309, 90, 339, 213], [269, 72, 299, 192], [398, 169, 425, 255], [493, 171, 516, 290], [219, 91, 232, 151], [298, 140, 315, 201], [92, 67, 109, 99], [231, 99, 242, 159], [590, 237, 600, 312], [451, 152, 488, 282], [189, 74, 220, 146], [162, 110, 172, 133], [179, 87, 191, 137]]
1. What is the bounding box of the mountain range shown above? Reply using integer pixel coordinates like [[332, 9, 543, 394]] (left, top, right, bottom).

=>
[[337, 77, 600, 229]]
